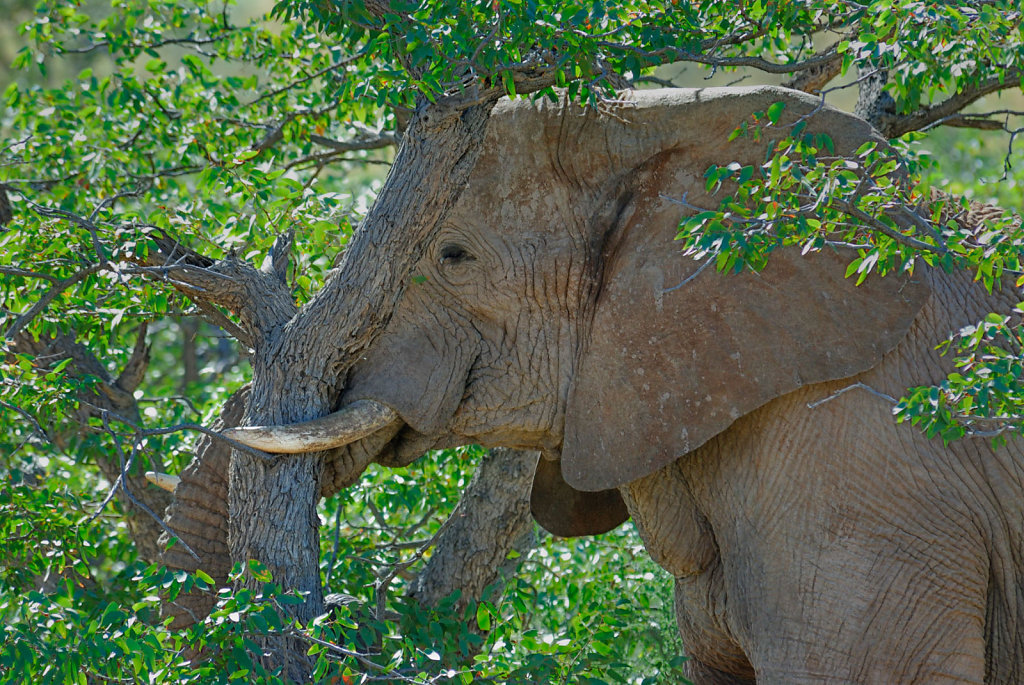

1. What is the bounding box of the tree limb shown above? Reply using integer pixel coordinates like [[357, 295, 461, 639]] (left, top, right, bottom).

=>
[[136, 228, 297, 344], [3, 263, 103, 341], [880, 67, 1024, 138]]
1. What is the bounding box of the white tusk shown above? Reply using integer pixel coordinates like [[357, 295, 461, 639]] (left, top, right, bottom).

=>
[[145, 471, 181, 492], [221, 399, 399, 454]]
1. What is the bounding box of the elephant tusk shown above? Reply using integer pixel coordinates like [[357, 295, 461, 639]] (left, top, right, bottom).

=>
[[221, 399, 400, 454], [145, 471, 181, 492]]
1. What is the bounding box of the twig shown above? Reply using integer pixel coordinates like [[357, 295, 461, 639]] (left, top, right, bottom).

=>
[[662, 257, 714, 293], [0, 266, 59, 283], [3, 263, 104, 341], [99, 412, 201, 562], [245, 52, 365, 108], [88, 178, 154, 224], [62, 30, 236, 55], [372, 503, 461, 622], [193, 300, 252, 348], [82, 405, 275, 462], [137, 395, 203, 416], [806, 382, 897, 409], [0, 399, 52, 445], [324, 503, 345, 587]]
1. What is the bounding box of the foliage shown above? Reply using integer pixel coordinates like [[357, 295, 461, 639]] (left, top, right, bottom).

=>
[[3, 455, 682, 684], [1, 0, 1023, 682]]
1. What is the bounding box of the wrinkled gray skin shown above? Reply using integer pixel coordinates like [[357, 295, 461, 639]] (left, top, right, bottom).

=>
[[317, 87, 1023, 683]]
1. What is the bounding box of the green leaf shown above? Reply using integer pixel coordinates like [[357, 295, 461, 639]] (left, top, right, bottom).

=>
[[766, 101, 786, 124], [476, 603, 491, 631]]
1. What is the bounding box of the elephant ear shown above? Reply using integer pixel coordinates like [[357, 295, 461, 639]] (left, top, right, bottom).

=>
[[563, 243, 929, 492], [530, 457, 628, 537], [559, 89, 931, 493]]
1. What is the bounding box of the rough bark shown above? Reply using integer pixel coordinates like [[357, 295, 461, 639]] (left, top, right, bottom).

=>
[[158, 387, 248, 629], [140, 66, 562, 675], [854, 66, 897, 132], [408, 448, 540, 612], [855, 65, 1022, 139], [229, 99, 501, 679]]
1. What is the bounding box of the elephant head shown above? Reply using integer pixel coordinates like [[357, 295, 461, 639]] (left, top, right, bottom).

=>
[[224, 86, 928, 537]]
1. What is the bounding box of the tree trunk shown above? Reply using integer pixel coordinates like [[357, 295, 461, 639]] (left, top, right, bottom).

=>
[[228, 99, 500, 680], [408, 448, 540, 612], [855, 65, 897, 133]]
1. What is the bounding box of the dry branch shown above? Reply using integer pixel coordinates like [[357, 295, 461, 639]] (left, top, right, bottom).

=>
[[139, 228, 297, 343]]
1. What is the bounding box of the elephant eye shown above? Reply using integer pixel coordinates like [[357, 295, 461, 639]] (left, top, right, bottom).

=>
[[439, 243, 474, 266]]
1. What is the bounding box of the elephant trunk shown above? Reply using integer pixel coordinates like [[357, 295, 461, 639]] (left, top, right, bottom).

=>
[[158, 387, 247, 629], [221, 399, 399, 454]]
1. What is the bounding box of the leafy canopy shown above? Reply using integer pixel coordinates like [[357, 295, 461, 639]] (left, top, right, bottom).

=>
[[1, 0, 1023, 682]]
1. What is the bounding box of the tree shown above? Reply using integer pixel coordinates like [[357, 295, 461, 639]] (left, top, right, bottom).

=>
[[2, 0, 1022, 681]]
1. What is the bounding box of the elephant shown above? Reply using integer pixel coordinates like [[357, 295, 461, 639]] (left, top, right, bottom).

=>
[[171, 86, 1023, 682]]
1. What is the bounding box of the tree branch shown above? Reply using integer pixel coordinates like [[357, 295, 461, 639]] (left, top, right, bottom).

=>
[[136, 228, 297, 344], [61, 29, 236, 56], [781, 45, 844, 93], [3, 263, 103, 341], [921, 109, 1023, 132], [309, 131, 398, 153], [880, 67, 1024, 138]]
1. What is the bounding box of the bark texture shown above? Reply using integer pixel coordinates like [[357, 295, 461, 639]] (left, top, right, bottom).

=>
[[408, 448, 540, 611], [854, 66, 897, 132], [228, 100, 501, 679]]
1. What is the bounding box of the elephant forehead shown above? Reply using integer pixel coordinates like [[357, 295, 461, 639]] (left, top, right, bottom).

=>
[[451, 160, 592, 238]]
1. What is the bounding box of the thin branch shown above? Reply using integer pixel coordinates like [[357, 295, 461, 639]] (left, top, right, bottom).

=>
[[3, 263, 103, 341], [372, 501, 462, 623], [831, 197, 949, 255], [919, 109, 1024, 133], [88, 178, 154, 224], [0, 399, 52, 445], [91, 407, 277, 463], [98, 412, 201, 562], [806, 382, 898, 409], [608, 40, 845, 76], [324, 504, 345, 587], [308, 131, 398, 153], [0, 266, 59, 283], [1, 134, 32, 155], [662, 257, 714, 293], [883, 67, 1024, 138], [192, 300, 252, 348], [246, 52, 364, 108], [62, 30, 235, 56], [632, 75, 682, 88], [137, 395, 202, 416]]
